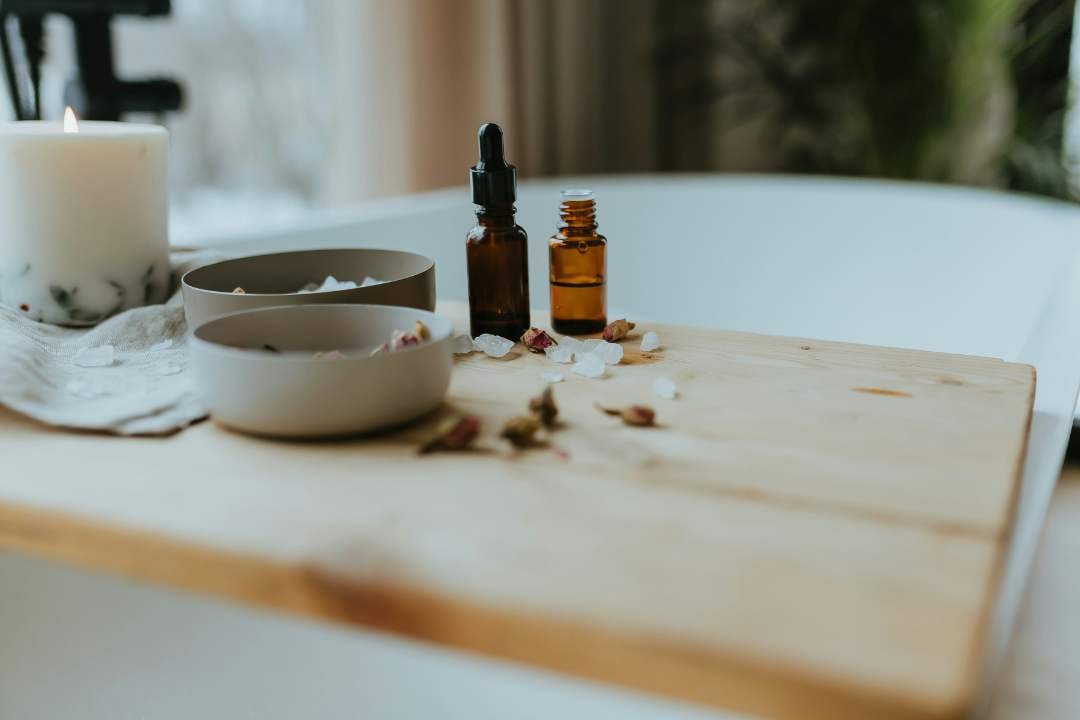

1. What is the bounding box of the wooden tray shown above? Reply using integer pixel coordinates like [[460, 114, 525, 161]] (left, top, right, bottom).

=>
[[0, 304, 1035, 720]]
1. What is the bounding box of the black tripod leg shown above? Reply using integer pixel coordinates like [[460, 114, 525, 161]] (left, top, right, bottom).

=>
[[0, 11, 28, 120]]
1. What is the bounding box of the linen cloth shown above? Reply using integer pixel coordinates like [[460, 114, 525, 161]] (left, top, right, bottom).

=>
[[0, 251, 226, 435]]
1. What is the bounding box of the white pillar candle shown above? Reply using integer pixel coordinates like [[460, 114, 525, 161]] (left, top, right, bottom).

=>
[[0, 110, 170, 325]]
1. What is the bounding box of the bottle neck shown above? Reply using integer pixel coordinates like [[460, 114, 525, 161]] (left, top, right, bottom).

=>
[[558, 198, 597, 236], [476, 204, 517, 228]]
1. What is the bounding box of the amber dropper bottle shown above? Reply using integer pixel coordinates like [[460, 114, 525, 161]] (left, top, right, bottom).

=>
[[466, 123, 530, 340], [549, 189, 606, 335]]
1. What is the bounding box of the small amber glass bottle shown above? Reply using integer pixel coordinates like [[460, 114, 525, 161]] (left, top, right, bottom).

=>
[[466, 123, 530, 340], [549, 189, 606, 335]]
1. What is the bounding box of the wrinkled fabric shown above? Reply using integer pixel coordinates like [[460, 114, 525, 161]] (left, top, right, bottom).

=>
[[0, 252, 227, 435]]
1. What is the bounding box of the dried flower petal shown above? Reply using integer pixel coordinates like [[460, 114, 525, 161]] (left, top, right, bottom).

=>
[[420, 414, 481, 454], [596, 403, 657, 427], [529, 386, 559, 428], [521, 327, 558, 353], [602, 318, 636, 342], [370, 321, 432, 354], [390, 329, 421, 351], [622, 405, 656, 426], [501, 415, 542, 448]]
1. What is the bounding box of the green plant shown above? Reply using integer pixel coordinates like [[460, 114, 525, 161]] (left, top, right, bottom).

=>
[[654, 0, 1077, 199], [1005, 0, 1076, 198]]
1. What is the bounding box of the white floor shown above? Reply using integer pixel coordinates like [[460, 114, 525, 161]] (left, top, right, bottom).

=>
[[0, 552, 722, 720]]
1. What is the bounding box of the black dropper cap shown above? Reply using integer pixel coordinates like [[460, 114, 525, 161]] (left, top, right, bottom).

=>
[[470, 123, 516, 206]]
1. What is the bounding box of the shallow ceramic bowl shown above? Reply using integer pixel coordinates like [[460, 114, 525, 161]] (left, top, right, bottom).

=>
[[181, 248, 436, 329], [191, 304, 453, 438]]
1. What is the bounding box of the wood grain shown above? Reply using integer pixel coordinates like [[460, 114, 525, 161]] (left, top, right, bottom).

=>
[[0, 304, 1035, 720]]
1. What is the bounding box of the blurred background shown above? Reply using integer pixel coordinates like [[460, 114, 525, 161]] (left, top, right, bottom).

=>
[[2, 0, 1079, 237]]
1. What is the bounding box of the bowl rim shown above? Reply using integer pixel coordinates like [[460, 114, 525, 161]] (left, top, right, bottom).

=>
[[180, 247, 435, 298], [190, 303, 453, 363]]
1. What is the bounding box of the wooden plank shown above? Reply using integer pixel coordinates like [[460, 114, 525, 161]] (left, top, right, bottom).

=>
[[0, 304, 1034, 719]]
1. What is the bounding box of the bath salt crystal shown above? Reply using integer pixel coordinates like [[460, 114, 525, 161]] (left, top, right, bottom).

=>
[[572, 353, 606, 378], [545, 344, 575, 364], [473, 333, 514, 358], [652, 376, 678, 399], [148, 339, 173, 352], [65, 379, 106, 399], [72, 344, 115, 368], [452, 334, 476, 354], [581, 339, 603, 352], [568, 338, 604, 361], [640, 331, 661, 352], [542, 371, 564, 384], [359, 276, 384, 287], [155, 360, 183, 376], [298, 275, 365, 294], [589, 341, 624, 365], [315, 350, 344, 360], [558, 336, 585, 354]]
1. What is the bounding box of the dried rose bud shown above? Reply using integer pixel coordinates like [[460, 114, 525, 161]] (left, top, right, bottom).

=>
[[520, 327, 557, 353], [413, 320, 430, 341], [602, 318, 635, 342], [501, 415, 542, 448], [528, 386, 558, 428], [622, 405, 656, 426], [420, 414, 481, 454], [390, 329, 422, 351], [232, 287, 246, 294], [596, 403, 657, 427]]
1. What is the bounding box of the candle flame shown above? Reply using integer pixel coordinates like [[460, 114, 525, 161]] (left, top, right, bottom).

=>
[[63, 106, 79, 134]]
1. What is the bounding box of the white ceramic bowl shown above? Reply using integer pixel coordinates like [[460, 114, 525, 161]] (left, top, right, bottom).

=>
[[181, 248, 436, 330], [191, 304, 453, 438]]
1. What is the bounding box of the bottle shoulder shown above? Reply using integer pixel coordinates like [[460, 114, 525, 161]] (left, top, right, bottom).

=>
[[467, 223, 528, 244], [549, 231, 606, 246]]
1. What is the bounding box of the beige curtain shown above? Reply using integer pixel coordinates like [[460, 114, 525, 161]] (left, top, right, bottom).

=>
[[320, 0, 658, 205]]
